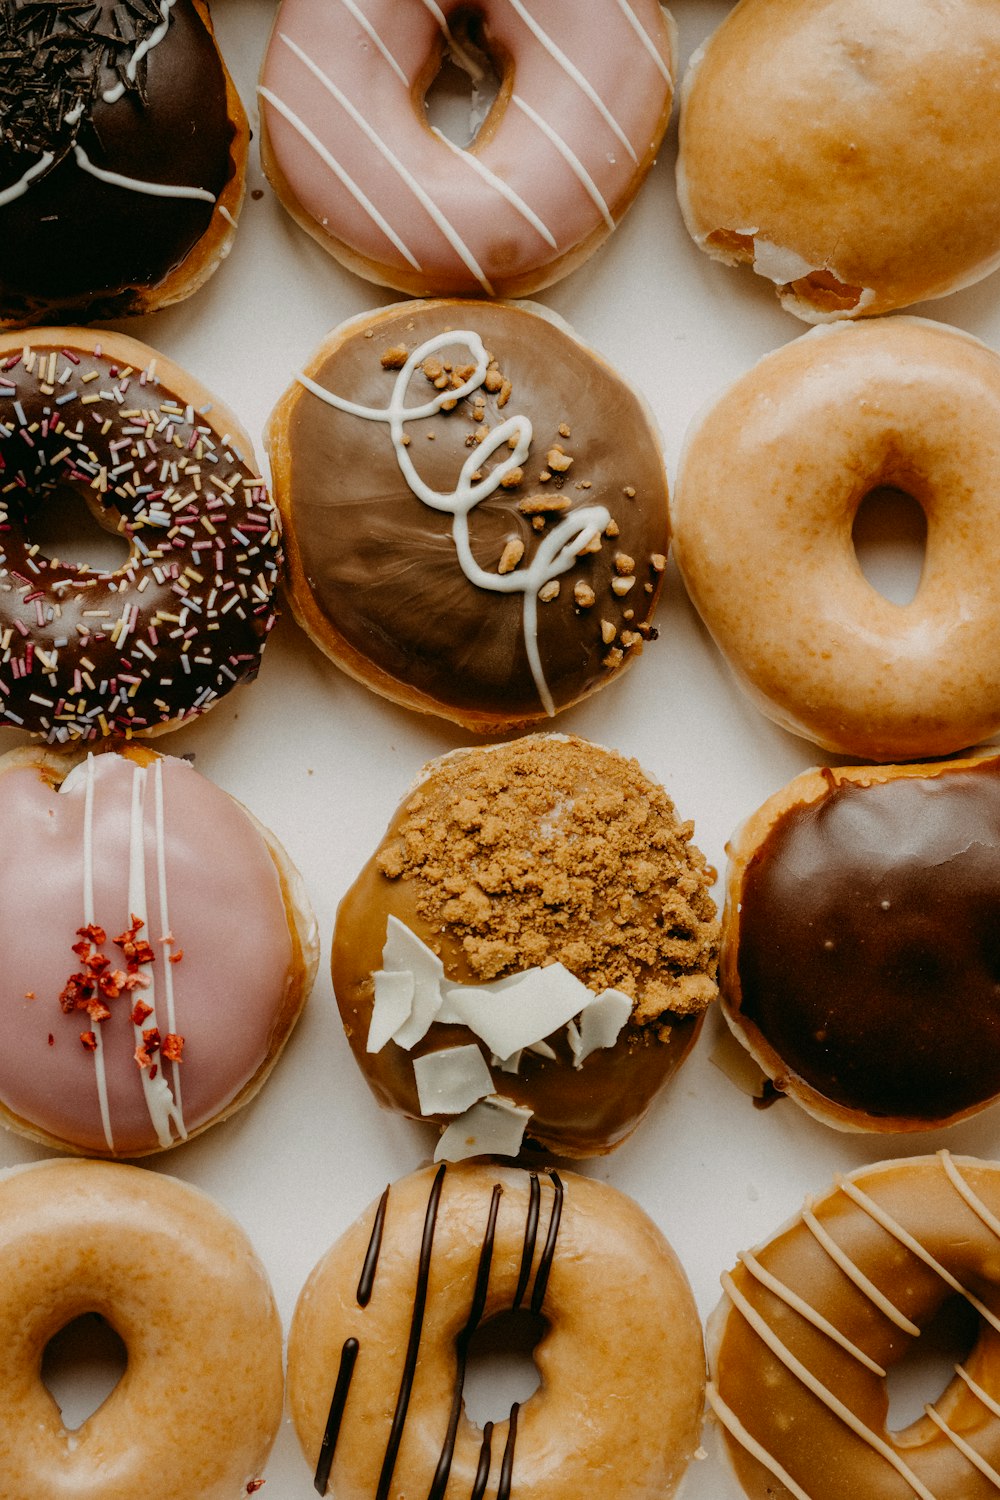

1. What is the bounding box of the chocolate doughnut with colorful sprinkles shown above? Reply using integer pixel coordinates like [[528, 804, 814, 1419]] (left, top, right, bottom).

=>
[[0, 328, 282, 741]]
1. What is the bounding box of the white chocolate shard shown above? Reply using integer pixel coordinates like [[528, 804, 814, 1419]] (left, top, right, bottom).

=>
[[568, 987, 632, 1068], [434, 1094, 533, 1162], [442, 961, 587, 1058], [367, 968, 415, 1053], [413, 1044, 493, 1116]]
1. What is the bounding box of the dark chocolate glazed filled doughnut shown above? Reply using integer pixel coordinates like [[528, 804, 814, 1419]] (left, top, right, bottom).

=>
[[0, 0, 247, 325], [721, 753, 1000, 1130], [265, 299, 670, 731]]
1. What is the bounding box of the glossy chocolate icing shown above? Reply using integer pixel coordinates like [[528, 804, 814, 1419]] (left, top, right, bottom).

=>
[[735, 761, 1000, 1122], [0, 0, 236, 321]]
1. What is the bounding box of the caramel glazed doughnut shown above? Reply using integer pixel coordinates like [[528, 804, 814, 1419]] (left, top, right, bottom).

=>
[[288, 1161, 706, 1500], [0, 1157, 283, 1500], [671, 317, 1000, 762], [0, 0, 247, 325], [266, 300, 670, 732], [0, 742, 318, 1156], [708, 1153, 1000, 1500], [258, 0, 676, 298], [0, 328, 282, 741]]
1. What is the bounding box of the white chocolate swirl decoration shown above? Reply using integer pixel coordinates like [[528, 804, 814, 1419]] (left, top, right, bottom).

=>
[[299, 329, 610, 715], [259, 0, 676, 296], [708, 1153, 1000, 1500]]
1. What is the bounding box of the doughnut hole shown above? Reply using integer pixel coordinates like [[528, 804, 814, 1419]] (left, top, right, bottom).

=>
[[885, 1295, 978, 1437], [461, 1308, 545, 1427], [851, 484, 928, 606], [24, 487, 132, 575], [41, 1312, 128, 1431], [420, 9, 504, 148]]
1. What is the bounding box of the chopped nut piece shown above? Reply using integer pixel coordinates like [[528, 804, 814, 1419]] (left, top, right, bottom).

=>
[[602, 646, 625, 667], [422, 356, 444, 381], [615, 551, 636, 575], [623, 485, 637, 498], [601, 619, 617, 644], [518, 493, 570, 515], [604, 518, 620, 537], [574, 581, 596, 608], [650, 552, 667, 572], [484, 368, 504, 393], [498, 538, 525, 574], [546, 445, 574, 472], [620, 629, 643, 649], [497, 377, 512, 407], [559, 423, 571, 438], [579, 532, 603, 555], [538, 470, 552, 482], [538, 580, 560, 602], [532, 516, 545, 531], [612, 575, 636, 596], [380, 345, 408, 369], [500, 467, 524, 489]]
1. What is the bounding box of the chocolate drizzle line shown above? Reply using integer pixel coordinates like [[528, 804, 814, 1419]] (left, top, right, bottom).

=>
[[312, 1338, 358, 1496], [357, 1183, 389, 1307], [471, 1422, 494, 1500], [512, 1171, 541, 1310], [498, 1404, 520, 1500], [531, 1173, 564, 1315]]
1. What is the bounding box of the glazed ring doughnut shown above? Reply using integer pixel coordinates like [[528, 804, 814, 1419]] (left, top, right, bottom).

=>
[[672, 316, 1000, 762], [0, 327, 282, 742], [708, 1152, 1000, 1500], [0, 1156, 283, 1500], [0, 0, 248, 325], [288, 1160, 705, 1500], [258, 0, 676, 298]]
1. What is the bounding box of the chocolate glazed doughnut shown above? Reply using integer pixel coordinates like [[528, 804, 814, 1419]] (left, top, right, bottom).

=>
[[0, 0, 247, 325]]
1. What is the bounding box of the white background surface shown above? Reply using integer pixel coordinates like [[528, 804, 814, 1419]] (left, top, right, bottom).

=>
[[12, 1, 1000, 1494]]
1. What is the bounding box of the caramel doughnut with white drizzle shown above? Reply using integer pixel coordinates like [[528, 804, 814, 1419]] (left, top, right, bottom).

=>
[[0, 0, 247, 325], [0, 327, 282, 741], [288, 1161, 705, 1500], [0, 1156, 283, 1500], [258, 0, 675, 298], [265, 300, 670, 731], [0, 742, 317, 1156], [708, 1153, 1000, 1500]]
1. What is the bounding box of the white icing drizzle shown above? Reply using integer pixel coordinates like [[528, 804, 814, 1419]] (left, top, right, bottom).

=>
[[79, 753, 114, 1152], [102, 0, 176, 103], [275, 31, 495, 292], [737, 1248, 886, 1377], [298, 328, 610, 714], [338, 0, 410, 86], [258, 85, 423, 271], [802, 1200, 920, 1335], [956, 1364, 1000, 1422], [72, 144, 216, 203], [922, 1403, 1000, 1490], [429, 126, 559, 249], [0, 152, 54, 207], [512, 93, 615, 230], [152, 758, 183, 1124], [940, 1150, 1000, 1242], [613, 0, 672, 83], [504, 0, 638, 163], [705, 1382, 817, 1500]]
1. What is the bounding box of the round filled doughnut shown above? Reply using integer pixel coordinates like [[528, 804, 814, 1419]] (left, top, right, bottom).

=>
[[0, 0, 247, 325], [719, 751, 1000, 1134], [708, 1152, 1000, 1500], [0, 741, 317, 1156], [266, 299, 670, 732], [676, 0, 1000, 322], [0, 1156, 283, 1499], [288, 1160, 705, 1500], [258, 0, 675, 298], [0, 327, 282, 742], [671, 316, 1000, 762], [331, 733, 719, 1160]]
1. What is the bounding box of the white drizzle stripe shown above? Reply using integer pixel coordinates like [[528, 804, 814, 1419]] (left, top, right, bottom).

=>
[[72, 145, 216, 203], [276, 32, 495, 292], [802, 1201, 921, 1336], [152, 759, 184, 1131], [429, 126, 558, 248], [720, 1271, 939, 1500], [103, 0, 175, 102], [738, 1249, 886, 1377], [614, 0, 672, 83], [504, 0, 638, 163], [297, 329, 610, 715], [337, 0, 410, 86], [956, 1364, 1000, 1422], [0, 152, 54, 207], [82, 753, 114, 1152], [940, 1151, 1000, 1242], [922, 1404, 1000, 1490], [418, 0, 487, 83], [257, 87, 422, 270], [837, 1176, 1000, 1338], [512, 93, 615, 230], [705, 1382, 817, 1500]]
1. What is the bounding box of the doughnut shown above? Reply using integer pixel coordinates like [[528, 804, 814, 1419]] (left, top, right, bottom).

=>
[[0, 326, 282, 742], [0, 0, 248, 325], [708, 1152, 1000, 1500], [676, 0, 1000, 322], [331, 734, 719, 1159], [288, 1160, 705, 1500], [258, 0, 675, 298], [0, 1156, 283, 1499], [265, 299, 670, 732], [671, 316, 1000, 762], [719, 751, 1000, 1134], [0, 741, 318, 1156]]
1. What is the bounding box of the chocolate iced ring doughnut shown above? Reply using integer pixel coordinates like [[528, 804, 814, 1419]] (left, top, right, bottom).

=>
[[0, 1156, 283, 1500], [288, 1161, 705, 1500], [709, 1153, 1000, 1500], [258, 0, 675, 298], [0, 0, 248, 325], [0, 327, 282, 741], [266, 299, 670, 732]]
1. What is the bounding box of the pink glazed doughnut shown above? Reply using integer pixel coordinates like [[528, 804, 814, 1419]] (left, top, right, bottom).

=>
[[0, 743, 318, 1156], [258, 0, 676, 298]]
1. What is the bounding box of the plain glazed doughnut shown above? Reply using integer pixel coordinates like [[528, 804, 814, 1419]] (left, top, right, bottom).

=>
[[266, 299, 670, 732], [708, 1152, 1000, 1500], [0, 327, 282, 741], [331, 734, 719, 1160], [676, 0, 1000, 322], [288, 1160, 705, 1500], [0, 742, 317, 1156], [671, 317, 1000, 762], [0, 0, 248, 325], [720, 751, 1000, 1133], [258, 0, 675, 298], [0, 1156, 283, 1500]]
